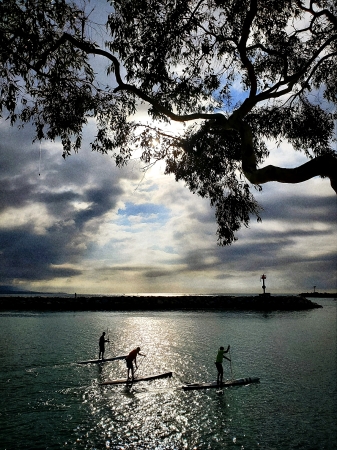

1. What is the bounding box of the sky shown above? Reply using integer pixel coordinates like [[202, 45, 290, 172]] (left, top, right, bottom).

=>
[[0, 2, 336, 295], [0, 116, 336, 295]]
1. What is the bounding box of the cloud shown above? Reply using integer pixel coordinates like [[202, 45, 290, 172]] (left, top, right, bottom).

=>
[[0, 123, 141, 286], [0, 117, 336, 294]]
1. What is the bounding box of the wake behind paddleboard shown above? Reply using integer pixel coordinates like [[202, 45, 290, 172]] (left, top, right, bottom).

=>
[[101, 371, 173, 385], [182, 376, 260, 390], [77, 355, 127, 364]]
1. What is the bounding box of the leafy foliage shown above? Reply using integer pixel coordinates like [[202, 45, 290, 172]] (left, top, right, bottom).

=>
[[165, 124, 263, 244], [1, 0, 336, 244]]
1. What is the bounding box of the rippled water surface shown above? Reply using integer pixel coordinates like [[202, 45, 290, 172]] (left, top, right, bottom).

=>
[[0, 298, 336, 449]]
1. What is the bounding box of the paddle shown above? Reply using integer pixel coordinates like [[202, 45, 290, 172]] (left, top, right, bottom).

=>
[[106, 327, 110, 355], [127, 353, 146, 387], [222, 345, 234, 380], [134, 353, 146, 375], [228, 347, 234, 380]]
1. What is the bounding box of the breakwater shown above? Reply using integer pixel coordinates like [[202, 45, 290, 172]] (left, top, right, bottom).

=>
[[0, 295, 322, 311], [300, 292, 337, 298]]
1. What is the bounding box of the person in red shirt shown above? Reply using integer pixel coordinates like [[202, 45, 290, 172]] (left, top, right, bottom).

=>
[[126, 347, 145, 379]]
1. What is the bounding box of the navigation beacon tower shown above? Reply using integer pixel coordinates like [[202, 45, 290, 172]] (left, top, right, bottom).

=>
[[260, 274, 270, 296]]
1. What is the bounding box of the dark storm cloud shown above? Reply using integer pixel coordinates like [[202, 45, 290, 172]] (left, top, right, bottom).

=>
[[213, 226, 335, 268], [260, 193, 337, 224], [74, 183, 123, 229], [0, 132, 39, 211], [0, 176, 36, 211], [0, 124, 135, 284], [0, 226, 82, 281]]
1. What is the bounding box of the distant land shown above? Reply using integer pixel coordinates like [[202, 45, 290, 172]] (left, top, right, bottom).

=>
[[0, 285, 43, 295], [0, 285, 67, 295]]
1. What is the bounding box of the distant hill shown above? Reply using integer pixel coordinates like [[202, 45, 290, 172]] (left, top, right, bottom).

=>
[[0, 285, 67, 295], [0, 285, 43, 295]]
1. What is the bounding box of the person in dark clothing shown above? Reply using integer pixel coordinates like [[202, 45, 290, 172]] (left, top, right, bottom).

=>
[[125, 347, 145, 379], [99, 332, 109, 360], [215, 345, 230, 386]]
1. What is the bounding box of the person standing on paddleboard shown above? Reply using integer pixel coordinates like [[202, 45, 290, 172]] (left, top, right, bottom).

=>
[[99, 332, 109, 360], [215, 345, 230, 386], [126, 347, 146, 380]]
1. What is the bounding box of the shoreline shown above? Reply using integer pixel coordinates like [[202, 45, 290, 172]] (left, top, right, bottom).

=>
[[0, 294, 323, 311]]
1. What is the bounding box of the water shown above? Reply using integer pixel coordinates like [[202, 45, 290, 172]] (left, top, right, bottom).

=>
[[0, 298, 336, 449]]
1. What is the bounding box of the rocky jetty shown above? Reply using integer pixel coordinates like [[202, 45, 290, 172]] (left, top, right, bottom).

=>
[[299, 292, 336, 298], [0, 294, 322, 312]]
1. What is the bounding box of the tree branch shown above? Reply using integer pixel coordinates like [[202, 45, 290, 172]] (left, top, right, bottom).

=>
[[236, 32, 337, 117], [296, 1, 337, 29], [292, 51, 337, 99], [35, 32, 226, 125], [247, 42, 289, 79], [245, 155, 337, 193], [239, 121, 337, 193], [237, 0, 258, 98]]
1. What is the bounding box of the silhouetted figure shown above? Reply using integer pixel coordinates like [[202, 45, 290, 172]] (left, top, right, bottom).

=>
[[125, 347, 145, 380], [215, 345, 231, 386], [99, 332, 109, 360]]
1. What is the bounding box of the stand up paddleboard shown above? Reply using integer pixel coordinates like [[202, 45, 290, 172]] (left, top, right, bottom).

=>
[[101, 371, 173, 385], [77, 355, 127, 364], [182, 376, 260, 390]]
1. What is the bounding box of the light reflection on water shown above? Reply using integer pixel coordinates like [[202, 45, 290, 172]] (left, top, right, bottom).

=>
[[0, 302, 336, 449]]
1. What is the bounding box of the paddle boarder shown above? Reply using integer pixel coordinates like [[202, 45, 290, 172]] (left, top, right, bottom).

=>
[[126, 347, 146, 380], [99, 332, 109, 360], [215, 345, 230, 386]]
